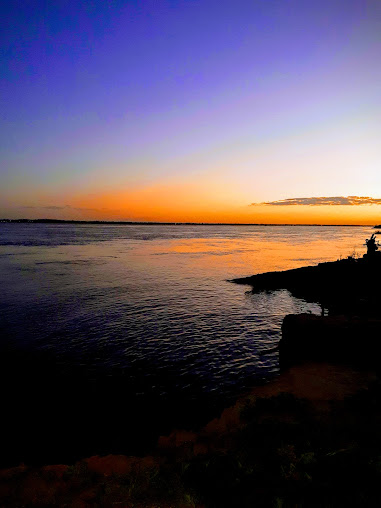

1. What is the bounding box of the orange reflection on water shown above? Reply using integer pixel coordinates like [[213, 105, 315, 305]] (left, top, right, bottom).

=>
[[139, 227, 370, 281]]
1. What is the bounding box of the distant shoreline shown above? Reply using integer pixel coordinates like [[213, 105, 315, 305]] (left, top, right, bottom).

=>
[[0, 219, 375, 226]]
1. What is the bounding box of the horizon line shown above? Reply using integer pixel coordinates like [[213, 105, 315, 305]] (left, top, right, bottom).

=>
[[1, 218, 379, 227]]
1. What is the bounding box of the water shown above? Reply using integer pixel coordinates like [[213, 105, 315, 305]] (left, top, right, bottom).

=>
[[0, 223, 372, 465]]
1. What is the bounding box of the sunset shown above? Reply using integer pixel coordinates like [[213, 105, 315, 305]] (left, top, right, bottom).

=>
[[2, 0, 380, 224], [1, 1, 381, 506]]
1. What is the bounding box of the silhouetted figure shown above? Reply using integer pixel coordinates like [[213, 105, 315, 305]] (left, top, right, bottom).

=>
[[366, 234, 379, 256]]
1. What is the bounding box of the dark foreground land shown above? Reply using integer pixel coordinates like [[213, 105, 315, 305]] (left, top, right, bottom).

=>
[[2, 253, 381, 507], [1, 364, 380, 507]]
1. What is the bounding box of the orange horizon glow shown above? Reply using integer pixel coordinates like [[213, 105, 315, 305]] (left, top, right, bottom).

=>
[[3, 177, 381, 225], [6, 198, 381, 226]]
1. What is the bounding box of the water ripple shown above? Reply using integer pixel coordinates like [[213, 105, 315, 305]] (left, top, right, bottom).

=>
[[0, 223, 372, 464]]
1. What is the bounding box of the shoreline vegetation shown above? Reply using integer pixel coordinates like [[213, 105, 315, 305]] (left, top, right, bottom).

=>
[[0, 218, 377, 226], [2, 238, 381, 506]]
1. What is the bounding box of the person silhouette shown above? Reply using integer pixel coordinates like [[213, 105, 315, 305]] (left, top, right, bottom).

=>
[[366, 234, 379, 256]]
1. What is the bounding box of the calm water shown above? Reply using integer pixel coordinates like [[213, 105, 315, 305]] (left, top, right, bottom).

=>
[[0, 223, 372, 465]]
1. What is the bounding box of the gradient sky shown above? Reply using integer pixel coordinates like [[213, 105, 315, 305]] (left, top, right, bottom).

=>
[[1, 0, 380, 223]]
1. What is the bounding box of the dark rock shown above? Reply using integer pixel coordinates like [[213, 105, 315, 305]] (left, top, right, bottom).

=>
[[280, 313, 381, 369], [231, 255, 381, 317]]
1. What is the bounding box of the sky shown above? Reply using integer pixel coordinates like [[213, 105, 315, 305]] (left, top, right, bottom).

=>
[[1, 0, 380, 223]]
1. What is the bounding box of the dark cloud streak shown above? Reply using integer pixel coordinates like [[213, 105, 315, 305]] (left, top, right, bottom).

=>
[[20, 205, 103, 212], [251, 196, 381, 206]]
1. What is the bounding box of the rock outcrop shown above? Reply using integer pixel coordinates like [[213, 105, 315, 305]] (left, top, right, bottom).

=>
[[280, 313, 381, 369]]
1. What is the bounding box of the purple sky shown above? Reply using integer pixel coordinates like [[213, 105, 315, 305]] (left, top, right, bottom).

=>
[[1, 0, 380, 221]]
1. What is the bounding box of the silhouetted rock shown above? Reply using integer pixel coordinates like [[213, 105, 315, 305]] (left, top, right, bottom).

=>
[[279, 313, 381, 369], [233, 236, 381, 369], [232, 254, 381, 317]]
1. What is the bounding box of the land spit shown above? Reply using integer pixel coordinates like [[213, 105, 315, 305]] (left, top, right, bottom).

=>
[[232, 254, 381, 317], [232, 248, 381, 370]]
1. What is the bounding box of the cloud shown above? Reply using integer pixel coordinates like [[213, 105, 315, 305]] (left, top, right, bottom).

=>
[[20, 205, 103, 212], [251, 196, 381, 206]]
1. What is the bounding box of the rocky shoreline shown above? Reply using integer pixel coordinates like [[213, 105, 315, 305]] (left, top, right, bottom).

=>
[[232, 254, 381, 317], [233, 244, 381, 369]]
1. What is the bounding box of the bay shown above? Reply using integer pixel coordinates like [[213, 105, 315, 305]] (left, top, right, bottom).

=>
[[0, 223, 372, 465]]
